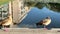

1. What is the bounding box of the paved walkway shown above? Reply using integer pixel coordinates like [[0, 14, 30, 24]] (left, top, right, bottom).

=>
[[0, 28, 60, 34]]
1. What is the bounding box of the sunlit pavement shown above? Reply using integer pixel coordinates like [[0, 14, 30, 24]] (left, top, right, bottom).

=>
[[0, 28, 60, 34]]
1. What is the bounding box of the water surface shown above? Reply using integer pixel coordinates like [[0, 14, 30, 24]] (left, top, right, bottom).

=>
[[18, 7, 60, 28]]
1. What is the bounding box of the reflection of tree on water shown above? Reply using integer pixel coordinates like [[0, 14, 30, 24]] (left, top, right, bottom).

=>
[[47, 3, 60, 12], [35, 3, 46, 9], [25, 2, 60, 12]]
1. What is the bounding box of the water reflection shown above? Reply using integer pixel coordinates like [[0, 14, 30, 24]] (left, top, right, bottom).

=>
[[18, 7, 60, 28]]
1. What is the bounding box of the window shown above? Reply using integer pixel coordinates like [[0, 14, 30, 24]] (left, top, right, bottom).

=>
[[20, 0, 25, 15], [21, 8, 25, 14], [0, 3, 9, 21]]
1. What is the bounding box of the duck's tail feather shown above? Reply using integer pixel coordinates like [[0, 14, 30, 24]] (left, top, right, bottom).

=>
[[36, 22, 43, 26]]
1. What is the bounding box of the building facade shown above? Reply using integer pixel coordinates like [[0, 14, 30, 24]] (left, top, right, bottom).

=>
[[10, 0, 30, 24], [0, 0, 30, 28]]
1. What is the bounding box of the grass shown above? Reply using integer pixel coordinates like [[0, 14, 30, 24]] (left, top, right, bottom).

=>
[[0, 0, 11, 5]]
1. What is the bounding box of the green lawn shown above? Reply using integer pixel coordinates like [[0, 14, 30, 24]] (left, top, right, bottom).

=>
[[0, 0, 11, 5]]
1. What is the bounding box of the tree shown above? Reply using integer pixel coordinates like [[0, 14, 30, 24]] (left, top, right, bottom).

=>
[[47, 3, 60, 12], [35, 2, 46, 9], [26, 2, 60, 12]]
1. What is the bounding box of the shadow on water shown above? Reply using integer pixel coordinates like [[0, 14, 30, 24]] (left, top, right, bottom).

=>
[[18, 7, 60, 29]]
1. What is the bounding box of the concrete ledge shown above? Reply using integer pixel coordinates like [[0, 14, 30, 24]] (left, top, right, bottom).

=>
[[0, 28, 60, 34], [2, 28, 60, 30]]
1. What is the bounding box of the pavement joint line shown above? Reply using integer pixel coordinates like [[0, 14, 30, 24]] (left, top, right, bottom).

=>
[[1, 28, 60, 30]]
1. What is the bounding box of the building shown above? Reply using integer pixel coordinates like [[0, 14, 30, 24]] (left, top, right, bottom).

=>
[[10, 0, 30, 24], [0, 0, 30, 28]]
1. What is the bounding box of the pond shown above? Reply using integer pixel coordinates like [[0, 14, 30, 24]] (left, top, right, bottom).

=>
[[18, 7, 60, 28]]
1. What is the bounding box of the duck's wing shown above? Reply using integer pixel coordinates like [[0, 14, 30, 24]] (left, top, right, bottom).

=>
[[42, 19, 48, 23], [42, 19, 51, 25]]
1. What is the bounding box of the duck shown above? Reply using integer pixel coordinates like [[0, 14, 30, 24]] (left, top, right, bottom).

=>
[[36, 16, 51, 29], [1, 14, 12, 28]]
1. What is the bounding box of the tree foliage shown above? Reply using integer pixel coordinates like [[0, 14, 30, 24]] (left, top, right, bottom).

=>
[[0, 0, 12, 5], [47, 3, 60, 12], [25, 2, 60, 12]]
